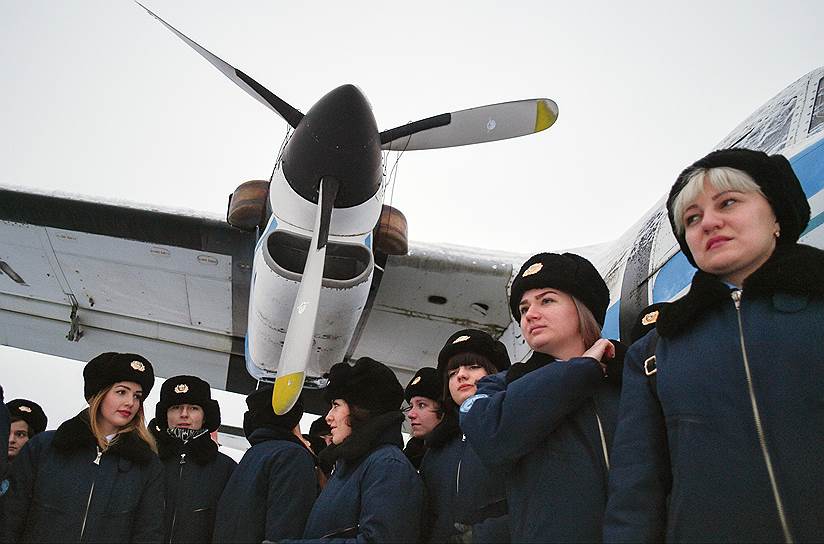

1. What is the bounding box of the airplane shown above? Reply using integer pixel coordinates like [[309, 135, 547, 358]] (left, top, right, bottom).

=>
[[0, 4, 822, 419]]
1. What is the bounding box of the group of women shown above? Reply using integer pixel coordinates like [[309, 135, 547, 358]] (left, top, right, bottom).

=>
[[0, 147, 820, 543]]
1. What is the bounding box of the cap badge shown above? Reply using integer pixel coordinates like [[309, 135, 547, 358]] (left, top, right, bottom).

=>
[[411, 376, 422, 385], [131, 360, 146, 372], [522, 262, 543, 277], [641, 310, 659, 326], [18, 405, 32, 413], [453, 335, 471, 344], [174, 384, 189, 394]]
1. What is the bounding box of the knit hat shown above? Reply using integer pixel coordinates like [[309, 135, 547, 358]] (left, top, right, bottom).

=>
[[667, 148, 810, 267], [83, 352, 155, 400], [436, 329, 511, 379], [154, 375, 221, 432], [242, 386, 303, 438], [404, 367, 442, 403], [509, 253, 610, 326], [6, 399, 47, 435], [323, 357, 403, 414]]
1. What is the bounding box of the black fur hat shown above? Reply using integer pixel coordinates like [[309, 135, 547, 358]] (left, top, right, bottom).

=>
[[154, 375, 221, 432], [242, 386, 303, 438], [323, 357, 403, 414], [404, 367, 442, 403], [509, 252, 609, 326], [667, 148, 810, 267], [436, 329, 511, 379], [83, 352, 155, 400], [6, 399, 47, 435]]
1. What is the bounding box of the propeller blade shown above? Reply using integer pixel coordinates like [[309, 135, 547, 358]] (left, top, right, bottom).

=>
[[272, 177, 339, 414], [380, 98, 558, 151], [135, 2, 303, 128]]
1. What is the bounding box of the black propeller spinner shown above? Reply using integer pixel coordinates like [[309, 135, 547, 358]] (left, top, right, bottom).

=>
[[281, 85, 382, 209]]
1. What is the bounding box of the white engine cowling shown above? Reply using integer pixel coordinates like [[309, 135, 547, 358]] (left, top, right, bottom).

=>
[[245, 219, 374, 382]]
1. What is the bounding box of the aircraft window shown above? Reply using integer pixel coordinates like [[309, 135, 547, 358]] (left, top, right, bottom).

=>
[[809, 76, 824, 135], [729, 96, 797, 155]]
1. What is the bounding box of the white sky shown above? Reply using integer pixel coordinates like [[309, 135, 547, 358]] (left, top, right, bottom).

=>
[[2, 0, 823, 447]]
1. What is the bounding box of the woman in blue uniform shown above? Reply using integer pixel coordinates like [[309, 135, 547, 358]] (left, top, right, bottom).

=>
[[2, 352, 164, 543], [298, 356, 424, 542], [460, 253, 621, 543], [149, 375, 236, 543], [604, 148, 824, 542]]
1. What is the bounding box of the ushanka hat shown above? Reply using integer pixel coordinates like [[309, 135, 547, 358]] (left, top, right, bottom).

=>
[[155, 375, 221, 432], [436, 329, 511, 378], [243, 386, 304, 438], [83, 352, 155, 400], [509, 252, 610, 327], [404, 367, 442, 403], [6, 399, 47, 435], [324, 357, 404, 414], [667, 148, 811, 267]]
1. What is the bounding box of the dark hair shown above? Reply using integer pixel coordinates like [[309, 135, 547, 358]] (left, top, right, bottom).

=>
[[347, 403, 373, 432], [441, 353, 497, 414]]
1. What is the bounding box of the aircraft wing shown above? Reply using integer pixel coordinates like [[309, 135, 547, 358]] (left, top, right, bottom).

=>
[[349, 242, 529, 387], [0, 185, 532, 403], [0, 185, 258, 394]]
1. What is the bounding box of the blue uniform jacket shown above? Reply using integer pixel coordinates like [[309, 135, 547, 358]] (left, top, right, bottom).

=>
[[150, 426, 236, 543], [212, 427, 317, 543], [419, 415, 509, 543], [460, 353, 619, 543], [298, 411, 423, 543], [1, 410, 164, 543], [604, 244, 824, 543]]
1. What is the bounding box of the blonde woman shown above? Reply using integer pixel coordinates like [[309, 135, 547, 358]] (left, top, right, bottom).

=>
[[604, 148, 823, 542], [460, 253, 621, 543], [3, 352, 163, 542]]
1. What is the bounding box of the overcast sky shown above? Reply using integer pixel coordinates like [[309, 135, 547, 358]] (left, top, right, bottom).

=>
[[2, 0, 823, 445]]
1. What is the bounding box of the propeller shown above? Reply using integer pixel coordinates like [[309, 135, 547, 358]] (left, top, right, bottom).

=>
[[380, 98, 558, 151], [272, 176, 339, 414], [135, 2, 303, 128]]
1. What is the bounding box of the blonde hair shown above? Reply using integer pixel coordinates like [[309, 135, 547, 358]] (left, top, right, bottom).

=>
[[672, 167, 765, 237], [573, 297, 603, 349], [88, 386, 157, 453]]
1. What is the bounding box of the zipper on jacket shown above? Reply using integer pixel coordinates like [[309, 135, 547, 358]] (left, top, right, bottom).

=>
[[168, 453, 186, 543], [593, 406, 610, 471], [731, 290, 793, 544], [79, 447, 103, 541], [456, 434, 466, 495]]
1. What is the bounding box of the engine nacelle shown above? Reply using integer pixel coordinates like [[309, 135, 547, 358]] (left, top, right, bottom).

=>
[[245, 220, 374, 381]]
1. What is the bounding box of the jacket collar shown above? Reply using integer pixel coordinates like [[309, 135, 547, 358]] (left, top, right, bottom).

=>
[[657, 243, 824, 338], [151, 423, 218, 465], [505, 351, 556, 384], [425, 411, 461, 449], [52, 409, 155, 465], [319, 411, 404, 467]]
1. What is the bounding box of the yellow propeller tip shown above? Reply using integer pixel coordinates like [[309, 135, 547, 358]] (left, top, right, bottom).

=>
[[272, 371, 305, 415], [535, 99, 558, 132]]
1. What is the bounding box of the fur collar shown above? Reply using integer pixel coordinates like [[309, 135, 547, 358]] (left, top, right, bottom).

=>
[[506, 351, 556, 384], [52, 410, 155, 465], [425, 411, 461, 449], [151, 424, 218, 465], [246, 425, 308, 449], [319, 411, 404, 466], [658, 244, 824, 338], [506, 346, 624, 387]]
